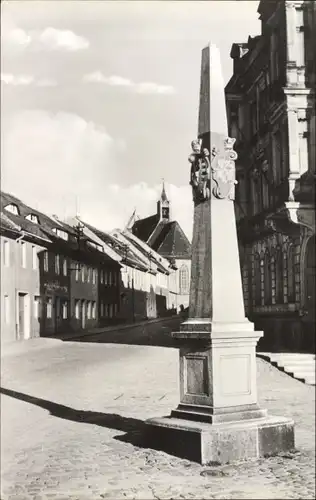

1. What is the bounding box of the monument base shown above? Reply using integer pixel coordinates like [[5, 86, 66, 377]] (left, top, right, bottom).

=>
[[145, 415, 295, 465]]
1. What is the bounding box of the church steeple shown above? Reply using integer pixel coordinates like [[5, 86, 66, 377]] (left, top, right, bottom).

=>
[[157, 180, 170, 221]]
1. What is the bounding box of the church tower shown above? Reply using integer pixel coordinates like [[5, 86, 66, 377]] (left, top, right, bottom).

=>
[[157, 181, 170, 222]]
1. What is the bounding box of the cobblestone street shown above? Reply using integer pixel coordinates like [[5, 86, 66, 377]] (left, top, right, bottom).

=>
[[1, 321, 315, 500]]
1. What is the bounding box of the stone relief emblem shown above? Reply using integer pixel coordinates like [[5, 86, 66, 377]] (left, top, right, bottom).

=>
[[210, 137, 238, 201], [188, 139, 212, 203]]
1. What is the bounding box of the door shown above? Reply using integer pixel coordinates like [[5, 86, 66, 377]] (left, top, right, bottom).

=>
[[303, 236, 315, 351], [81, 300, 86, 329], [305, 236, 315, 321], [17, 292, 30, 340], [18, 293, 25, 340], [55, 297, 62, 332]]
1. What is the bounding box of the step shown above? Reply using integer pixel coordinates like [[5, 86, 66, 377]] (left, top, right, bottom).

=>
[[277, 359, 316, 368], [284, 366, 315, 375], [271, 354, 315, 362]]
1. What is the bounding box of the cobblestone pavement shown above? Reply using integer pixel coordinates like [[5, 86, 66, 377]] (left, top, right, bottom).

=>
[[1, 322, 315, 500]]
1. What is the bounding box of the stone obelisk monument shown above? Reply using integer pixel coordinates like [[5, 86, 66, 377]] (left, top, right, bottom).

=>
[[146, 44, 295, 464]]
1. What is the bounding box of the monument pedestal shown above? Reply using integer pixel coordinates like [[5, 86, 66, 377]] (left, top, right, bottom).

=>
[[146, 43, 294, 464], [147, 324, 294, 464]]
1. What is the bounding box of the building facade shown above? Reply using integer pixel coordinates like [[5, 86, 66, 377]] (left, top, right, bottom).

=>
[[130, 183, 192, 310], [0, 214, 49, 344], [225, 0, 316, 352]]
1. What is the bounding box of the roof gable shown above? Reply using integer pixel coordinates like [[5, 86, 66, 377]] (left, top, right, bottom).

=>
[[152, 221, 191, 259]]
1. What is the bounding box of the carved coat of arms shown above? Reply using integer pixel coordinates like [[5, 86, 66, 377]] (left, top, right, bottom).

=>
[[188, 137, 238, 203]]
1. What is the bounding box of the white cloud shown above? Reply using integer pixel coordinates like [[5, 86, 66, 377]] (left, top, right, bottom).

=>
[[83, 72, 176, 95], [1, 73, 34, 85], [2, 18, 89, 52], [1, 73, 57, 87], [37, 27, 89, 51], [1, 110, 115, 218]]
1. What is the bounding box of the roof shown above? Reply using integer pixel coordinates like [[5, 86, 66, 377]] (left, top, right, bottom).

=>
[[81, 220, 148, 272], [151, 221, 191, 259], [120, 229, 171, 274], [132, 214, 159, 242]]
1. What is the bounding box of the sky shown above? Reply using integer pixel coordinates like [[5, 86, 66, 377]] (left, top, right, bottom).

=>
[[1, 0, 260, 241]]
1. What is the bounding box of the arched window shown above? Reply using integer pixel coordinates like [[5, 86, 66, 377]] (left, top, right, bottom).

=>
[[287, 245, 295, 303], [275, 247, 283, 304], [254, 254, 261, 306], [179, 265, 189, 294], [264, 251, 272, 305]]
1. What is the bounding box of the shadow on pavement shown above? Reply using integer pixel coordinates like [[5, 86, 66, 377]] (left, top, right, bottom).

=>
[[0, 386, 198, 461], [58, 318, 182, 349], [0, 387, 146, 435]]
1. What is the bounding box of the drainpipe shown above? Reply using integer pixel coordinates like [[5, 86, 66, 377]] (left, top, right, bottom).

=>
[[14, 231, 26, 339]]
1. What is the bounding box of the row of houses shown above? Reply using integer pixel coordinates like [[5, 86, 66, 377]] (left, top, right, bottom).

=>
[[1, 185, 192, 344]]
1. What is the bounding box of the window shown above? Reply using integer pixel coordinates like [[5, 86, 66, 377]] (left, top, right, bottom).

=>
[[179, 265, 189, 294], [62, 301, 68, 319], [114, 303, 118, 316], [63, 258, 67, 276], [108, 271, 112, 285], [75, 263, 79, 281], [21, 242, 26, 268], [264, 252, 272, 305], [104, 270, 108, 285], [32, 246, 38, 270], [55, 254, 60, 274], [4, 204, 19, 215], [108, 303, 113, 318], [275, 248, 283, 304], [254, 255, 262, 306], [52, 228, 68, 241], [92, 269, 96, 284], [100, 270, 104, 284], [3, 240, 10, 266], [92, 302, 96, 319], [4, 295, 10, 324], [34, 296, 40, 319], [43, 251, 48, 272], [87, 267, 91, 283], [287, 245, 295, 302], [75, 300, 80, 319], [272, 130, 282, 185], [46, 298, 52, 319], [87, 301, 91, 319], [25, 214, 39, 224], [81, 265, 85, 282], [100, 301, 104, 317]]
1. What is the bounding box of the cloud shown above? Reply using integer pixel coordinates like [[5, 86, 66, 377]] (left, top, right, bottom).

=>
[[83, 72, 175, 95], [2, 19, 89, 51], [1, 110, 115, 217], [37, 27, 89, 51], [1, 73, 57, 87], [1, 73, 34, 85]]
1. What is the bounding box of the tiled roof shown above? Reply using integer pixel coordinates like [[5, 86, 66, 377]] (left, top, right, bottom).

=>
[[132, 214, 159, 242], [81, 220, 148, 271], [151, 221, 191, 259]]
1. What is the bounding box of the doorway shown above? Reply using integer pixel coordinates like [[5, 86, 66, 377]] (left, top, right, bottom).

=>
[[81, 300, 86, 329], [17, 292, 30, 340], [303, 235, 315, 351]]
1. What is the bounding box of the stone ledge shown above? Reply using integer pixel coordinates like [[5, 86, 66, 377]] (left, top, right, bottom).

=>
[[145, 415, 295, 465]]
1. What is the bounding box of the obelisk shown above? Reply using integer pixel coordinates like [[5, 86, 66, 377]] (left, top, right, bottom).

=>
[[146, 44, 295, 464]]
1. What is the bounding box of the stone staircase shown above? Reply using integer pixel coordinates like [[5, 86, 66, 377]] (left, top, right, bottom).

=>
[[258, 352, 315, 386]]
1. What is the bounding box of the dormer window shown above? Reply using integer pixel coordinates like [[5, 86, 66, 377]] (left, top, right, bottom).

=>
[[52, 228, 68, 241], [25, 213, 39, 224], [4, 204, 19, 216]]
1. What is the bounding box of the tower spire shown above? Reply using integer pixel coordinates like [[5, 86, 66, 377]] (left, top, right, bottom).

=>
[[161, 178, 168, 202]]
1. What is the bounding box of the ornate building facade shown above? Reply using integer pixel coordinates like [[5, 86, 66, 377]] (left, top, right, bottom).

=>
[[225, 0, 315, 352]]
